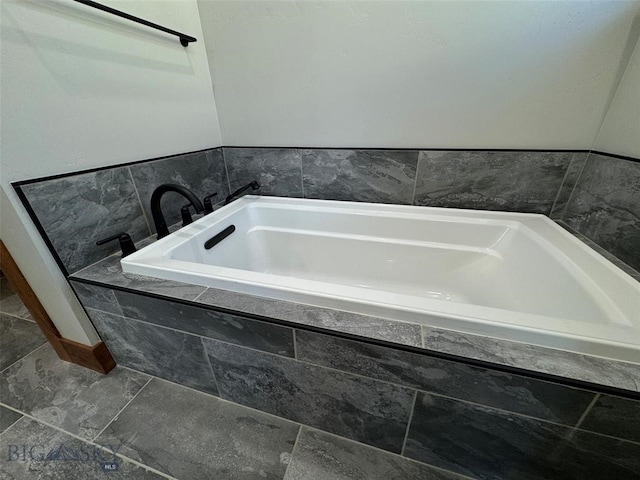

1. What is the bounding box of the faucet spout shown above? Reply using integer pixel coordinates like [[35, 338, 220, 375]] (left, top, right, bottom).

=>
[[151, 184, 204, 239], [224, 180, 260, 205]]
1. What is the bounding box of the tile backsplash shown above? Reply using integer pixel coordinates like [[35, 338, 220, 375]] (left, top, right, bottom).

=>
[[301, 149, 419, 204], [14, 147, 640, 275], [562, 153, 640, 271], [19, 166, 150, 274], [414, 150, 574, 213]]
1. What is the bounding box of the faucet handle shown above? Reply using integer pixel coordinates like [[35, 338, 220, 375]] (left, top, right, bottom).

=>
[[96, 232, 137, 257], [203, 192, 218, 214], [181, 204, 194, 226]]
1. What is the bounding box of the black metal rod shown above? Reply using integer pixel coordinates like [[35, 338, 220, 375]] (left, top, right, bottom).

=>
[[73, 0, 197, 47]]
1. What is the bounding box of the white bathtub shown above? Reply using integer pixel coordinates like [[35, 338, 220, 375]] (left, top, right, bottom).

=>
[[121, 196, 640, 363]]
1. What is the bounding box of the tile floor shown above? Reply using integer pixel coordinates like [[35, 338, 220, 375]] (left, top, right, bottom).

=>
[[0, 278, 467, 479]]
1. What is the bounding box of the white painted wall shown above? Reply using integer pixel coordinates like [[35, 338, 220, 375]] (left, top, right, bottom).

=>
[[1, 0, 221, 344], [199, 0, 640, 149], [594, 34, 640, 158]]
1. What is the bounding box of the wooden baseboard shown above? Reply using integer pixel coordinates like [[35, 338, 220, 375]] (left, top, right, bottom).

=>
[[59, 338, 116, 374], [1, 240, 115, 374]]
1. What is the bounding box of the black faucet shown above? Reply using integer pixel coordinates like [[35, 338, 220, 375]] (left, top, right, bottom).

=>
[[151, 184, 204, 239], [225, 181, 260, 205]]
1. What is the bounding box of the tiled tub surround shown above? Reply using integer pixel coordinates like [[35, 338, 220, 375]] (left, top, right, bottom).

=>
[[16, 148, 229, 275], [17, 146, 639, 277], [69, 279, 640, 479], [562, 153, 640, 271]]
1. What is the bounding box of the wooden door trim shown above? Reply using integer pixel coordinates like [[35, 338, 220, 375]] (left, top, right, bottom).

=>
[[0, 240, 115, 374]]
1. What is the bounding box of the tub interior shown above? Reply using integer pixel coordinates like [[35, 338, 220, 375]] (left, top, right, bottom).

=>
[[169, 203, 623, 326]]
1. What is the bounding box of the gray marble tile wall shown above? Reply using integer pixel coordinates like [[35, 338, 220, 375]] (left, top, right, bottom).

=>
[[222, 147, 579, 213], [18, 167, 151, 275], [224, 147, 303, 197], [72, 283, 640, 478], [561, 153, 640, 272], [16, 148, 225, 274], [413, 151, 574, 213]]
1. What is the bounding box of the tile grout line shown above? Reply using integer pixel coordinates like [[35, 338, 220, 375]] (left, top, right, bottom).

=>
[[0, 342, 50, 374], [280, 425, 303, 480], [127, 166, 153, 236], [400, 390, 418, 456], [549, 153, 575, 216], [410, 152, 420, 205], [0, 309, 37, 324], [0, 403, 177, 480], [299, 149, 305, 198], [190, 287, 209, 303], [573, 393, 600, 430], [222, 147, 232, 194], [200, 336, 222, 395], [90, 376, 154, 443], [557, 151, 590, 220], [292, 329, 299, 360]]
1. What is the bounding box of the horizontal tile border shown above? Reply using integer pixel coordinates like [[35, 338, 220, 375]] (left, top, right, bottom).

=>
[[69, 277, 640, 402]]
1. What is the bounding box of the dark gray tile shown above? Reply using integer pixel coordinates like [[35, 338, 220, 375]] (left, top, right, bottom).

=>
[[73, 252, 207, 301], [0, 344, 149, 440], [550, 152, 588, 218], [414, 151, 572, 214], [0, 406, 22, 434], [19, 167, 150, 274], [197, 288, 423, 347], [302, 149, 418, 204], [203, 337, 415, 453], [580, 395, 640, 443], [557, 221, 640, 281], [114, 290, 295, 357], [0, 417, 164, 479], [71, 281, 122, 316], [563, 153, 640, 271], [96, 378, 300, 480], [88, 309, 217, 396], [284, 427, 462, 480], [422, 326, 640, 393], [404, 393, 640, 480], [0, 313, 46, 371], [224, 147, 302, 197], [0, 277, 32, 320], [563, 429, 640, 476], [129, 149, 228, 234], [296, 331, 596, 425]]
